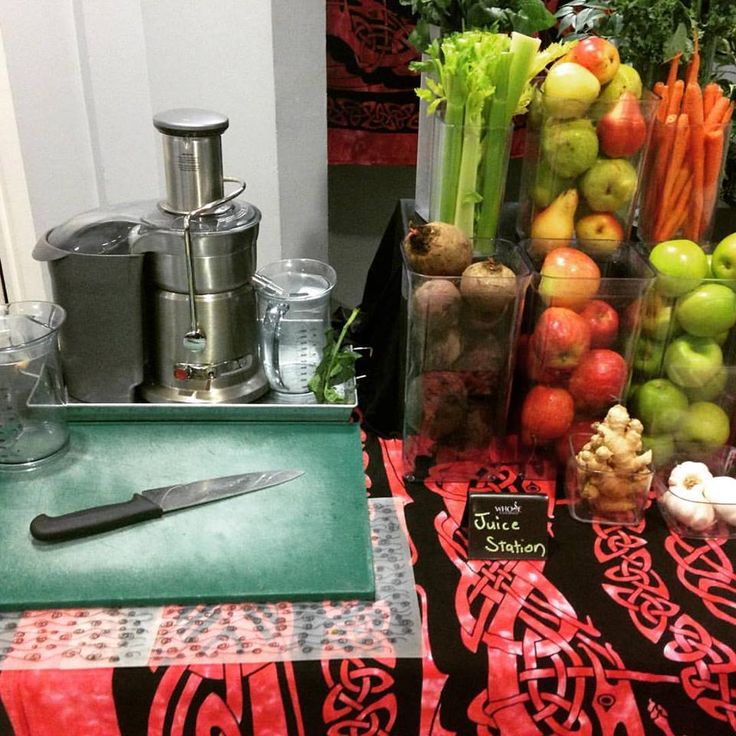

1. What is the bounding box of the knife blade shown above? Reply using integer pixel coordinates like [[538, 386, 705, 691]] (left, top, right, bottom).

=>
[[29, 469, 304, 543]]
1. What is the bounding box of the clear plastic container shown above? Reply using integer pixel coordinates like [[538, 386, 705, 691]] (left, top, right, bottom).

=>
[[254, 259, 336, 395], [515, 243, 655, 457], [654, 446, 736, 539], [630, 243, 736, 464], [0, 301, 68, 469], [402, 240, 532, 481], [517, 88, 660, 246], [566, 434, 653, 525]]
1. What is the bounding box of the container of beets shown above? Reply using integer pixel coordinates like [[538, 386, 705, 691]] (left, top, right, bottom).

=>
[[514, 240, 655, 463], [401, 222, 532, 482]]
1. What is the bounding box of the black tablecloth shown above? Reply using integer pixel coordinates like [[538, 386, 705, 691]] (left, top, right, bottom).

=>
[[1, 428, 736, 735]]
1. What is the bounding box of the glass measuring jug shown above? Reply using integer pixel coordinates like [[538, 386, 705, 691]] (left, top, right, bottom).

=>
[[0, 302, 68, 468], [254, 259, 336, 395]]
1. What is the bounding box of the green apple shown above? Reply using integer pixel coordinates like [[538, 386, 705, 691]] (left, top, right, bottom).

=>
[[642, 433, 676, 467], [580, 158, 637, 212], [711, 232, 736, 285], [649, 240, 709, 297], [675, 282, 736, 337], [634, 336, 665, 376], [676, 400, 731, 451], [542, 62, 601, 118], [663, 335, 723, 388], [684, 365, 729, 402], [541, 118, 599, 179], [632, 377, 689, 434], [641, 295, 674, 341]]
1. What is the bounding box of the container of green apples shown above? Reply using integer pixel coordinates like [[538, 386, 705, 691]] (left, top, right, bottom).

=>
[[516, 36, 660, 260], [629, 235, 736, 466]]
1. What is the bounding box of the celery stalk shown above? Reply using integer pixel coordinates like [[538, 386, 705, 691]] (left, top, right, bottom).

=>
[[411, 31, 575, 246], [475, 52, 512, 250]]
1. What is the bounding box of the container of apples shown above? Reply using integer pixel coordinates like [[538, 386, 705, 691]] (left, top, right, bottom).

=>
[[516, 242, 655, 461], [516, 36, 660, 257], [400, 222, 532, 481], [629, 235, 736, 467]]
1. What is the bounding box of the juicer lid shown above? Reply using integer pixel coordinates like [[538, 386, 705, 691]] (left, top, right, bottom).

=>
[[153, 109, 229, 137], [34, 201, 154, 260]]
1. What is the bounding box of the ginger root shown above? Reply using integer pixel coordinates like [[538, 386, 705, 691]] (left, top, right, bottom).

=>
[[575, 404, 653, 515]]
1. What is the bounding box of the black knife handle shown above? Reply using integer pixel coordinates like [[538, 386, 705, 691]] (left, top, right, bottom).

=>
[[30, 494, 163, 542]]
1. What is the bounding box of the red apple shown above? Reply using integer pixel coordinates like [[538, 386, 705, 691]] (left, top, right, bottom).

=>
[[569, 348, 628, 412], [526, 334, 573, 385], [539, 246, 601, 311], [597, 91, 647, 157], [578, 299, 619, 348], [532, 306, 591, 369], [521, 385, 575, 445], [567, 36, 620, 85], [575, 213, 624, 258]]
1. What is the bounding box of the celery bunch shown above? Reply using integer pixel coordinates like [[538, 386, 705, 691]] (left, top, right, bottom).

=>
[[414, 32, 574, 251]]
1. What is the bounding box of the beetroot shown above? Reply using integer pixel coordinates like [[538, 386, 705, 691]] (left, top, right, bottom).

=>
[[460, 258, 517, 316], [403, 222, 472, 276], [411, 279, 461, 336], [418, 371, 468, 440]]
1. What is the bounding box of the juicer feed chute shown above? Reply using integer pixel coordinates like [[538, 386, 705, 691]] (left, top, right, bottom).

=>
[[33, 109, 268, 405]]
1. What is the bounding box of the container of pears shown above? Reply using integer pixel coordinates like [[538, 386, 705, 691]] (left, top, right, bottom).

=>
[[516, 41, 660, 255]]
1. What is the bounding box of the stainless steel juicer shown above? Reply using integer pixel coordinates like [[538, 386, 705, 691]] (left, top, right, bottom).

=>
[[33, 108, 269, 404]]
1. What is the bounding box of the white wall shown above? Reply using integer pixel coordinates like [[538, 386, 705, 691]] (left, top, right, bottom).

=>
[[0, 0, 327, 302]]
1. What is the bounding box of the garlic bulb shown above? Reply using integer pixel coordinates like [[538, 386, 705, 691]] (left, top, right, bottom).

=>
[[702, 475, 736, 526], [664, 461, 716, 531], [660, 487, 716, 531], [668, 461, 713, 494]]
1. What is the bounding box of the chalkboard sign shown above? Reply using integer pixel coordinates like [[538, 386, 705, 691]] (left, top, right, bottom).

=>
[[467, 492, 549, 560]]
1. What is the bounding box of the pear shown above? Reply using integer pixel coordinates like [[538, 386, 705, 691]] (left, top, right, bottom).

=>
[[541, 118, 599, 179], [531, 159, 576, 209], [580, 158, 638, 213], [529, 188, 579, 260], [591, 64, 643, 119]]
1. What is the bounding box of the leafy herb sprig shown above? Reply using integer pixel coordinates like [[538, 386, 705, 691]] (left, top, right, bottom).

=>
[[308, 308, 361, 404], [399, 0, 556, 51]]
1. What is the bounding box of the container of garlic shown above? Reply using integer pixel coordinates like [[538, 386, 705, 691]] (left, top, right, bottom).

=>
[[654, 447, 736, 538]]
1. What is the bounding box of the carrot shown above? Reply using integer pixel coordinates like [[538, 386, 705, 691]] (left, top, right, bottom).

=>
[[703, 82, 722, 118], [666, 52, 682, 91], [722, 100, 734, 127], [654, 82, 669, 123], [655, 114, 690, 239], [686, 31, 700, 86], [667, 79, 685, 116], [705, 96, 730, 127], [701, 128, 725, 238], [683, 83, 705, 240], [660, 178, 692, 240], [642, 114, 678, 238]]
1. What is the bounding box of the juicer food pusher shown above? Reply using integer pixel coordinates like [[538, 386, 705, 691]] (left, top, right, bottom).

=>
[[34, 109, 269, 405]]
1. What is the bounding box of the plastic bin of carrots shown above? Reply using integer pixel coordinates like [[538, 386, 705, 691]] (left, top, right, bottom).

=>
[[638, 43, 734, 245]]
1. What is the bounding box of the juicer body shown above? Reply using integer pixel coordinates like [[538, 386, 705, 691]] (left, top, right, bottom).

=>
[[33, 108, 269, 404]]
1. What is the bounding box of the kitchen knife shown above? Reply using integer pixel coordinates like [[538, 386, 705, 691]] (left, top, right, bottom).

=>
[[29, 469, 304, 543]]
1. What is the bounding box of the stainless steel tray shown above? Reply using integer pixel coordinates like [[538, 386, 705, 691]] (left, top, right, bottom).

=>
[[64, 384, 358, 423]]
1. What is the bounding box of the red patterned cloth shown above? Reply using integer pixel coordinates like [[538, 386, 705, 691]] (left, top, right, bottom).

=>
[[2, 433, 736, 734], [326, 0, 420, 165]]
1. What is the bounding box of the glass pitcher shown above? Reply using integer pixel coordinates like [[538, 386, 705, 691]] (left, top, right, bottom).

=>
[[253, 259, 336, 396], [0, 301, 68, 468]]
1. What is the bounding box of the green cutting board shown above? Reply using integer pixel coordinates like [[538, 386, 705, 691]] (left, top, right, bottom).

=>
[[0, 421, 374, 610]]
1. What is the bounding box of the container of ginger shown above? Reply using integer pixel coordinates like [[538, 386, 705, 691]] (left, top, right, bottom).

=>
[[565, 404, 654, 525]]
